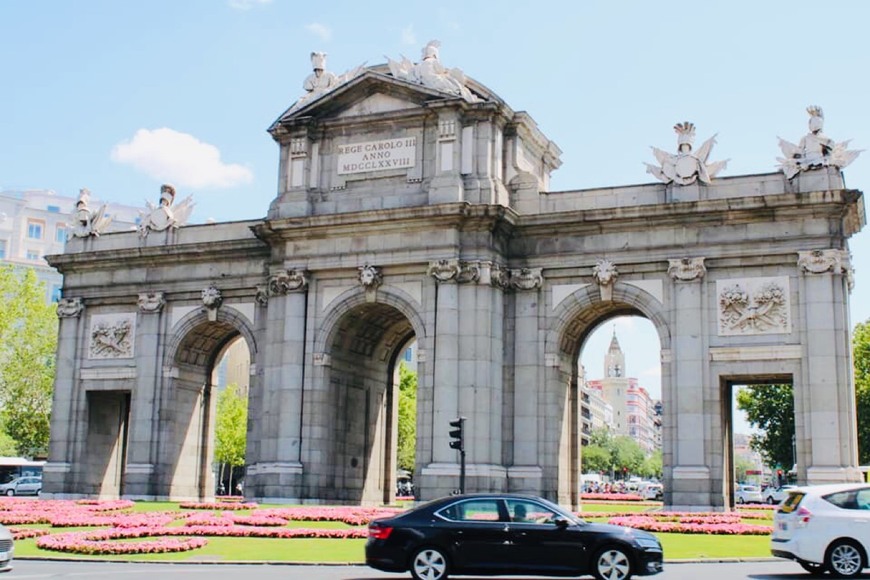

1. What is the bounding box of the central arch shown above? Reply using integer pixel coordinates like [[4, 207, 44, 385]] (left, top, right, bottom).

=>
[[547, 283, 671, 507], [312, 288, 427, 504]]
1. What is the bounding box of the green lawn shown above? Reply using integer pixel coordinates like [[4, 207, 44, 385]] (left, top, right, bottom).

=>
[[10, 500, 774, 562]]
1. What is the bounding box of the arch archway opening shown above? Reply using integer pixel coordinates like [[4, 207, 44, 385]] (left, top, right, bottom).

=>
[[161, 315, 254, 501], [571, 312, 663, 504], [323, 301, 416, 504], [724, 376, 795, 509]]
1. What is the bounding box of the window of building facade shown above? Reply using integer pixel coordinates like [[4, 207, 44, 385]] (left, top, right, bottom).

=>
[[47, 205, 61, 213], [55, 226, 67, 243], [26, 249, 40, 261], [27, 220, 44, 239], [0, 240, 5, 259], [51, 285, 62, 302]]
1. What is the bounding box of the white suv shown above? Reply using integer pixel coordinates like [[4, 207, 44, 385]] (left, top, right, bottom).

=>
[[735, 483, 763, 504], [771, 483, 870, 577]]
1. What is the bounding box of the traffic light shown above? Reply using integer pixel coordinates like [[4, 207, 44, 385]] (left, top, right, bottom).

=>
[[777, 469, 784, 486], [449, 417, 465, 451]]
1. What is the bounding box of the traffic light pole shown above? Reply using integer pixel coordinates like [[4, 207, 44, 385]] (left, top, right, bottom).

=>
[[449, 416, 466, 494]]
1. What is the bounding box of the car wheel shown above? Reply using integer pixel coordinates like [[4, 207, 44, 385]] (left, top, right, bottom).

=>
[[766, 496, 776, 505], [592, 546, 633, 580], [736, 496, 745, 504], [410, 547, 449, 580], [826, 540, 864, 578], [4, 489, 12, 497], [799, 560, 827, 574]]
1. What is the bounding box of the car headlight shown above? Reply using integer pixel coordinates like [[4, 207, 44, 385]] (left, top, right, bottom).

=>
[[635, 537, 661, 550]]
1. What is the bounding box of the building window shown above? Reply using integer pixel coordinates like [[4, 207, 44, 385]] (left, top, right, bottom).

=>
[[26, 250, 40, 261], [47, 205, 61, 213], [51, 285, 62, 302], [56, 226, 67, 243], [27, 221, 44, 239], [0, 240, 5, 259]]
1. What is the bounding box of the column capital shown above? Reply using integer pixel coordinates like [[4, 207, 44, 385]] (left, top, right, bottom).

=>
[[269, 269, 310, 295], [137, 291, 166, 313], [798, 249, 853, 290], [509, 267, 543, 291], [56, 297, 84, 318], [668, 257, 707, 282]]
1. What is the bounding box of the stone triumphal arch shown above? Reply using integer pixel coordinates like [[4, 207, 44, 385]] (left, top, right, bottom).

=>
[[45, 44, 864, 510]]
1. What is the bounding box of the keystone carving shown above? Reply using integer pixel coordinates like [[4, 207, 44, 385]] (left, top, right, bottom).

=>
[[592, 259, 618, 301], [201, 286, 222, 309], [255, 286, 269, 307], [358, 264, 383, 288], [137, 291, 166, 313], [56, 297, 84, 318], [668, 257, 707, 281]]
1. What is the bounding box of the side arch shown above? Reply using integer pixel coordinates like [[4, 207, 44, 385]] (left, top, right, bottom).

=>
[[164, 305, 258, 369]]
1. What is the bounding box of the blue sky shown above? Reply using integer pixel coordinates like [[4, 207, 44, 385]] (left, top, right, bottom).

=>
[[3, 1, 868, 430]]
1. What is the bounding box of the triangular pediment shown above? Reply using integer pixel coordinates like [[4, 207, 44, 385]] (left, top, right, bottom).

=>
[[334, 92, 420, 118], [269, 70, 461, 132]]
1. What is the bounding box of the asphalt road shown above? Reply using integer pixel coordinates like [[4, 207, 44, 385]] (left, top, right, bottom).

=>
[[7, 559, 848, 580]]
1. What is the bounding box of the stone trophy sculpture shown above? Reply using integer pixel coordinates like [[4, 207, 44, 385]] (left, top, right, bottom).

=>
[[777, 106, 862, 179], [386, 40, 478, 103], [645, 122, 728, 185], [71, 188, 113, 238], [138, 184, 195, 237]]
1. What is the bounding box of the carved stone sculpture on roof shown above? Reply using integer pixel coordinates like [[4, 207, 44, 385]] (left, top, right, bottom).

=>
[[71, 188, 113, 238], [138, 184, 195, 237], [386, 40, 479, 103], [645, 122, 728, 185], [777, 106, 862, 180], [287, 51, 365, 112]]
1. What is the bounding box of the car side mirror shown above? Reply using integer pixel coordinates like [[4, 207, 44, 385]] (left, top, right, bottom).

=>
[[554, 517, 569, 528]]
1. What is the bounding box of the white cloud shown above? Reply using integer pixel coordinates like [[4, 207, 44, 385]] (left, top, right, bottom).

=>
[[111, 128, 254, 189], [305, 23, 332, 42], [401, 25, 416, 46], [227, 0, 271, 10]]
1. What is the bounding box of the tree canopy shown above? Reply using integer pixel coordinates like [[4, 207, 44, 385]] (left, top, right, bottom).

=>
[[581, 428, 655, 478], [736, 384, 795, 470], [396, 362, 417, 473], [0, 266, 57, 458], [854, 319, 870, 464], [214, 383, 248, 472]]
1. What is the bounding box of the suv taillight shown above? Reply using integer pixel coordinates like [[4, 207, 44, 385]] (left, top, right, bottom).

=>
[[795, 506, 812, 527], [368, 523, 393, 540]]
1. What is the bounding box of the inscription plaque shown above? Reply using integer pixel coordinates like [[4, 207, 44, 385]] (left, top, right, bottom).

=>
[[337, 137, 416, 175]]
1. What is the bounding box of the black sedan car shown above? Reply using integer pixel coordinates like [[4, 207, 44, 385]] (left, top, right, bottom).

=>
[[366, 493, 663, 580]]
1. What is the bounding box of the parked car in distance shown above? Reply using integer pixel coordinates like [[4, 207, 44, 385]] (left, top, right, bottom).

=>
[[643, 483, 663, 501], [735, 483, 763, 504], [771, 483, 870, 578], [765, 485, 797, 504], [0, 476, 41, 496], [366, 492, 663, 580], [0, 523, 12, 572]]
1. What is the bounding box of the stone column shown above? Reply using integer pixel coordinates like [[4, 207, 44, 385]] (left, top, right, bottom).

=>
[[124, 291, 167, 497], [247, 270, 309, 498], [428, 110, 464, 204], [665, 258, 711, 508], [43, 297, 84, 494], [797, 250, 861, 484], [508, 268, 544, 493]]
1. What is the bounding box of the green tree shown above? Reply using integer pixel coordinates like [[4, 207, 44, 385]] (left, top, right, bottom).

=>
[[639, 450, 662, 479], [612, 435, 645, 477], [214, 383, 248, 493], [736, 384, 795, 470], [581, 444, 611, 474], [396, 362, 417, 473], [0, 267, 57, 457], [734, 455, 757, 483], [854, 319, 870, 464]]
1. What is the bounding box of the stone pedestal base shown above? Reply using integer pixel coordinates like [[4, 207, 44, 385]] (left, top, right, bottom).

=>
[[418, 462, 508, 500]]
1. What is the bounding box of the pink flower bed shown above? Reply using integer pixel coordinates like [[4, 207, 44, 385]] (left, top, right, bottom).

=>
[[37, 528, 208, 555], [581, 493, 645, 502], [608, 514, 773, 535], [179, 501, 259, 510], [255, 506, 402, 526], [8, 527, 49, 540]]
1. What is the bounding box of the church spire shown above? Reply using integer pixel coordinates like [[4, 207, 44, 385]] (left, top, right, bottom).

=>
[[605, 326, 625, 378]]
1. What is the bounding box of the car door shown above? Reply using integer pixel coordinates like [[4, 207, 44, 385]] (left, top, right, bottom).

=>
[[504, 499, 585, 573], [20, 477, 39, 495], [435, 498, 511, 573]]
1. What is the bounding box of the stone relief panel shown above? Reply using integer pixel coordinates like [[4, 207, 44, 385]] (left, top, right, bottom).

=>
[[717, 276, 791, 336], [88, 313, 136, 359]]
